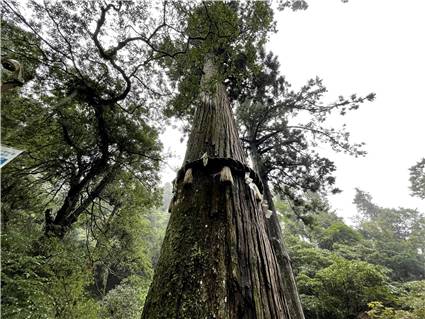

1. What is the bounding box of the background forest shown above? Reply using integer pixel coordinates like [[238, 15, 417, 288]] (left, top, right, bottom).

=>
[[1, 1, 424, 319]]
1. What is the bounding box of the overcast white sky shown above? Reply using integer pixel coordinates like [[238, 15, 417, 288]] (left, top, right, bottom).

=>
[[161, 0, 425, 221]]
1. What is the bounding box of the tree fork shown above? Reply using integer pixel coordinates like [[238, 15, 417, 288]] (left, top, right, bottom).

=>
[[142, 58, 292, 318]]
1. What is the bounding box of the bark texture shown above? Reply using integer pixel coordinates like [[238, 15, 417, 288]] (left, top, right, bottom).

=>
[[142, 59, 291, 318], [249, 142, 305, 319]]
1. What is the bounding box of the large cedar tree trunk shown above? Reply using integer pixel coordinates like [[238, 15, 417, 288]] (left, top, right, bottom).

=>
[[141, 59, 292, 318], [248, 141, 305, 319]]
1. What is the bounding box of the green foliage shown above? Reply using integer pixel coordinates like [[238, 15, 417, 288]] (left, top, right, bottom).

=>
[[368, 302, 414, 319], [1, 12, 168, 316], [409, 158, 425, 199], [368, 281, 425, 319], [1, 189, 169, 318], [314, 258, 390, 318], [2, 232, 99, 319], [100, 276, 149, 319], [163, 1, 276, 122], [2, 1, 168, 237], [277, 196, 342, 241], [354, 189, 425, 281], [278, 194, 425, 319], [286, 234, 391, 319], [318, 222, 362, 250], [1, 114, 167, 317], [1, 19, 40, 82]]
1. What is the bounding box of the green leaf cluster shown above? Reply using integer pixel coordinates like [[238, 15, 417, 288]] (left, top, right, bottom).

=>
[[277, 192, 425, 319]]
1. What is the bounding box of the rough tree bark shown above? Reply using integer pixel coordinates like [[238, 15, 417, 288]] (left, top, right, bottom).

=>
[[248, 139, 305, 319], [142, 58, 293, 318]]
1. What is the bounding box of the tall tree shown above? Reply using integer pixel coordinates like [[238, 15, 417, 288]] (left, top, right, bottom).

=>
[[1, 0, 186, 237], [233, 49, 374, 317], [143, 54, 290, 319], [142, 2, 297, 317], [159, 3, 307, 317]]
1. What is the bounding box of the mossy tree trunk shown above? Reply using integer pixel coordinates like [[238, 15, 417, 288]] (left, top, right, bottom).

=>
[[141, 59, 292, 318], [248, 139, 305, 319]]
